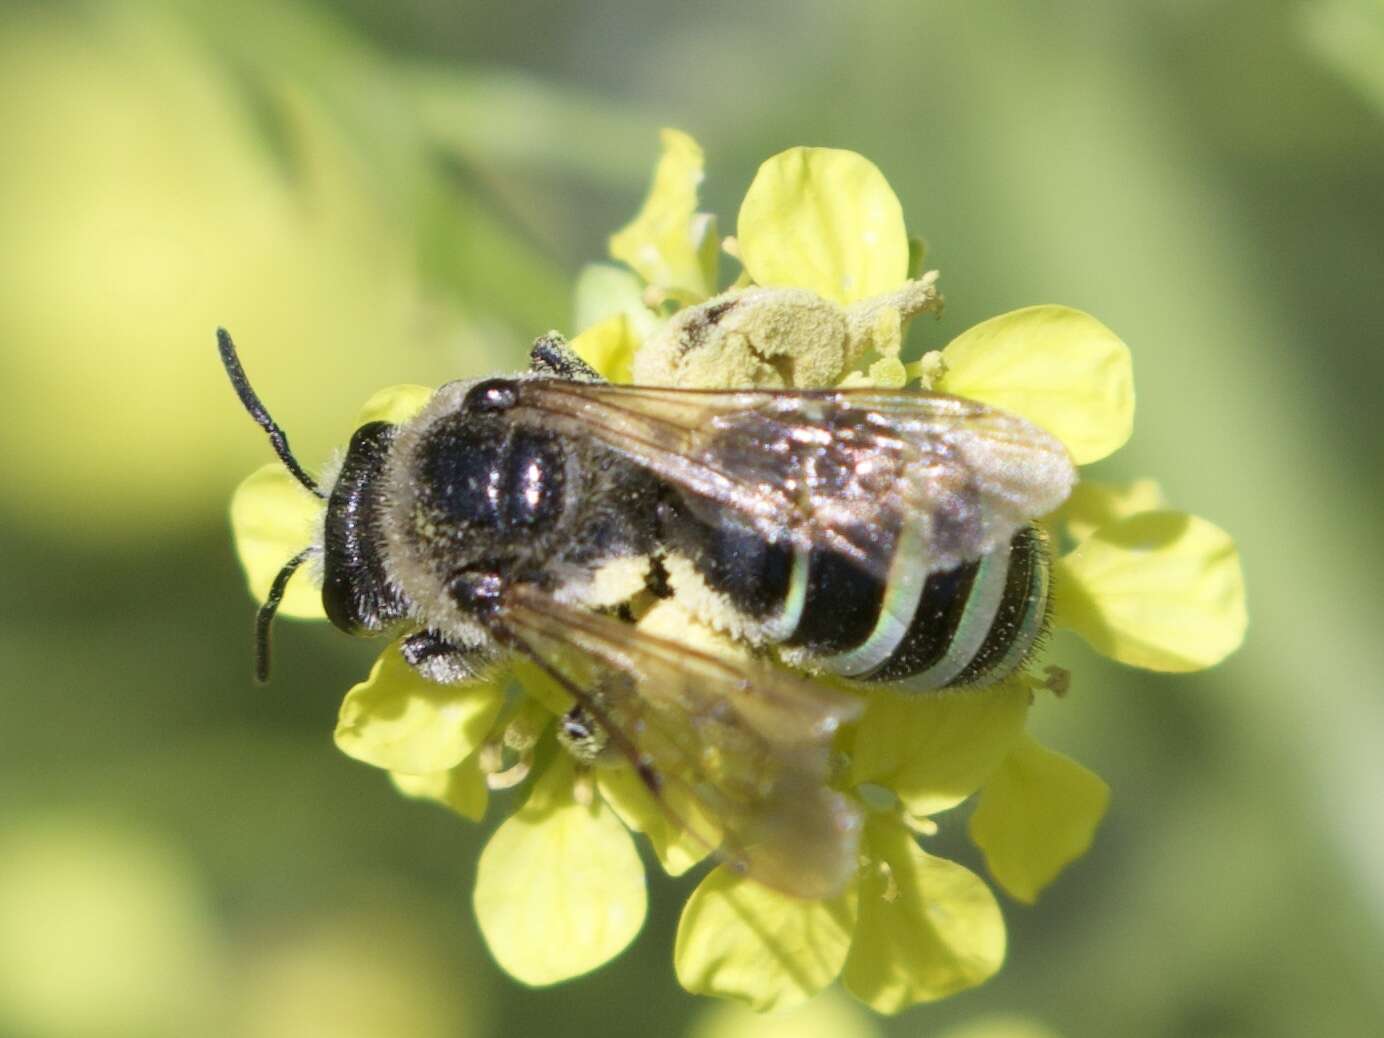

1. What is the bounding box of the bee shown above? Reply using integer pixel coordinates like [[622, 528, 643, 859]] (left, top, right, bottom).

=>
[[218, 325, 1074, 899]]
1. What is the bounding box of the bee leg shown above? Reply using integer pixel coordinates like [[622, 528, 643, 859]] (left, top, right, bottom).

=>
[[527, 332, 605, 383], [557, 703, 620, 768], [399, 629, 491, 685]]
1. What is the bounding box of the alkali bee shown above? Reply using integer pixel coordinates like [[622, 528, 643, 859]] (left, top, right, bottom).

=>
[[219, 325, 1075, 899]]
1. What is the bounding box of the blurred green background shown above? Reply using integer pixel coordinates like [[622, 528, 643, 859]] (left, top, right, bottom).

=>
[[2, 0, 1382, 1035]]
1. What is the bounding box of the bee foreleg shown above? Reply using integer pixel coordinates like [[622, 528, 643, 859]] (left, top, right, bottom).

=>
[[399, 629, 494, 685], [527, 332, 605, 383]]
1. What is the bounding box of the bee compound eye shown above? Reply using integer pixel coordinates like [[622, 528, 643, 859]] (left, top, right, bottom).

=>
[[465, 378, 519, 413]]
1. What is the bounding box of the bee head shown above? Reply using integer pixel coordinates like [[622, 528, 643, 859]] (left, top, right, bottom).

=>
[[217, 329, 406, 683], [320, 420, 407, 637]]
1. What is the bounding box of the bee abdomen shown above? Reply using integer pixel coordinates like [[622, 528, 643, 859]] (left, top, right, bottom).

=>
[[860, 525, 1050, 689], [672, 510, 1049, 690], [663, 486, 1050, 689]]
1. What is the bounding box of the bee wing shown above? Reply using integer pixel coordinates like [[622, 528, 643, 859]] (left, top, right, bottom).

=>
[[501, 584, 864, 899], [512, 381, 1075, 580]]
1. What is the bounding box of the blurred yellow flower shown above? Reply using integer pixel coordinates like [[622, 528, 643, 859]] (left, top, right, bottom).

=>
[[237, 907, 481, 1038], [688, 988, 882, 1038], [229, 131, 1247, 1013], [0, 2, 561, 542], [0, 818, 224, 1037]]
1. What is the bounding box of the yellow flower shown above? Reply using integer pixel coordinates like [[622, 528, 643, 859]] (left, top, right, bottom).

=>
[[689, 988, 883, 1038], [608, 128, 719, 304], [229, 132, 1247, 1012], [585, 135, 1244, 1012], [0, 3, 529, 542]]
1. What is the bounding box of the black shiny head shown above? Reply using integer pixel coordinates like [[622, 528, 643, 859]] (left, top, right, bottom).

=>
[[322, 421, 408, 635]]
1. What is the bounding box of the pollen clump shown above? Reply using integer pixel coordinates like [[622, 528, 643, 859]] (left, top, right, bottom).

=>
[[633, 275, 941, 390]]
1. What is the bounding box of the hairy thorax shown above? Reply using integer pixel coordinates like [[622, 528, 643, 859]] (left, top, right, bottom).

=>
[[378, 379, 661, 643]]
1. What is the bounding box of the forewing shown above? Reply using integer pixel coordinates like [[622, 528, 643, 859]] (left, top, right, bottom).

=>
[[501, 584, 864, 899], [513, 381, 1075, 579]]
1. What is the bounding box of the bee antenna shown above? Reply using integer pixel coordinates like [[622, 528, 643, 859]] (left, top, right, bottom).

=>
[[217, 328, 325, 499], [255, 548, 316, 684]]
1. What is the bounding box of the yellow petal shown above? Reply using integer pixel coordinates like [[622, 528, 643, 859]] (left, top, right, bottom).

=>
[[689, 989, 883, 1038], [229, 463, 325, 620], [390, 754, 489, 822], [474, 756, 646, 985], [938, 306, 1134, 465], [738, 148, 908, 304], [353, 384, 434, 427], [1053, 511, 1247, 671], [508, 657, 574, 717], [334, 643, 505, 775], [570, 313, 638, 385], [573, 262, 662, 344], [674, 865, 856, 1013], [850, 682, 1029, 817], [842, 818, 1005, 1013], [596, 765, 713, 876], [968, 736, 1110, 904], [609, 128, 717, 301], [1052, 478, 1165, 545]]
